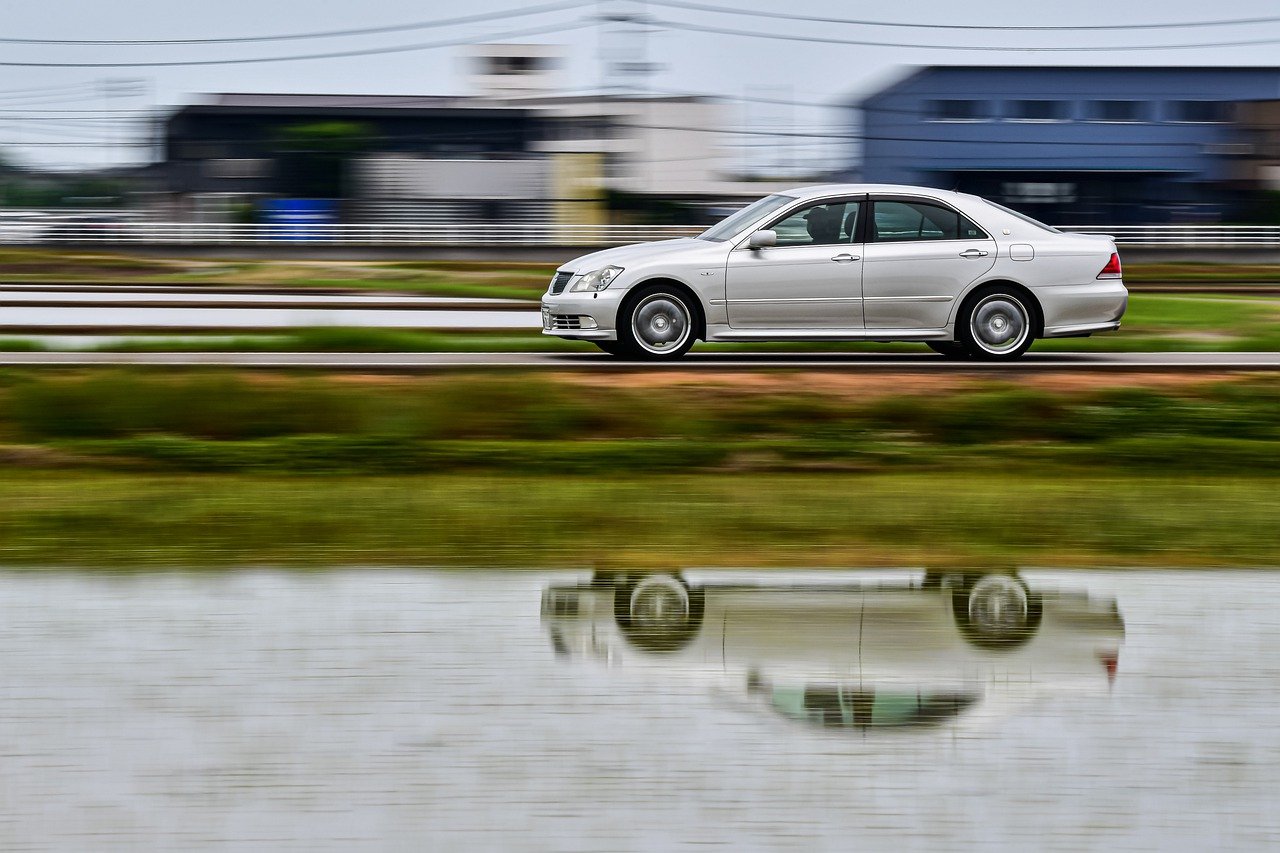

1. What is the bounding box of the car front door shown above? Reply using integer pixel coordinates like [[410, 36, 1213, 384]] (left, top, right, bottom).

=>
[[725, 197, 865, 330], [861, 197, 997, 330]]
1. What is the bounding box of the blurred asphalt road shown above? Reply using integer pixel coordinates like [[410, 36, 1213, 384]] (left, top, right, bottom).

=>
[[0, 352, 1276, 371]]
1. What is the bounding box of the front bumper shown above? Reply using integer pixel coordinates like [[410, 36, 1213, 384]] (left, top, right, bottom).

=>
[[541, 289, 627, 341], [1038, 280, 1128, 338]]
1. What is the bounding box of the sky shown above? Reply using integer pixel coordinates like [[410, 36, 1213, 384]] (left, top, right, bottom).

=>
[[4, 0, 1280, 172]]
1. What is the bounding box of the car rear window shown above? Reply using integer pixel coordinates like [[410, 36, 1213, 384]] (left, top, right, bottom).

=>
[[982, 199, 1060, 233]]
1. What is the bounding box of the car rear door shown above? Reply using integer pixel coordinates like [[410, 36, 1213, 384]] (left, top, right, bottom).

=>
[[860, 196, 997, 330], [725, 197, 865, 330]]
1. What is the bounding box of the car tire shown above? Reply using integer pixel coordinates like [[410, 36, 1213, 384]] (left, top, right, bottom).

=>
[[959, 286, 1036, 360], [950, 572, 1043, 650], [613, 573, 705, 653], [927, 341, 970, 359], [618, 285, 697, 360], [593, 340, 633, 357]]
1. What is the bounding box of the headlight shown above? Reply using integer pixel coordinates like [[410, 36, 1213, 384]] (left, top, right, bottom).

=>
[[570, 265, 624, 292]]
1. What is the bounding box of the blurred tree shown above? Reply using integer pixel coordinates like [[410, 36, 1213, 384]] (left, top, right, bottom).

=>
[[271, 121, 373, 199], [604, 189, 696, 225]]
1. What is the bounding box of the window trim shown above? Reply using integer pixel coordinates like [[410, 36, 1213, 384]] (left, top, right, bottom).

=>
[[731, 194, 868, 250], [867, 195, 991, 245]]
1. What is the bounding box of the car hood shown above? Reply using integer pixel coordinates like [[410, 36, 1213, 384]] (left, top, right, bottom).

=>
[[558, 238, 708, 273]]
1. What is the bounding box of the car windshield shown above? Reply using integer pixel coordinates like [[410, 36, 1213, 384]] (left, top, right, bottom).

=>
[[697, 194, 796, 242], [982, 199, 1060, 233]]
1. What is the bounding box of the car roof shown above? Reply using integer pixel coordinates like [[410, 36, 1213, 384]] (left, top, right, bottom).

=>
[[778, 183, 968, 202]]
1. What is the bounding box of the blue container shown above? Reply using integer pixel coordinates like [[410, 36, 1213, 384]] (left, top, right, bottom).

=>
[[260, 199, 337, 241]]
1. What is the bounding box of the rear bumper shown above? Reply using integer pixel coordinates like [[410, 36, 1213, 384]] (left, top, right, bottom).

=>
[[1037, 280, 1128, 338]]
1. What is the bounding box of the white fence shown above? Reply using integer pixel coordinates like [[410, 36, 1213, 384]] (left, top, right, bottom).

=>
[[5, 222, 705, 246], [5, 220, 1280, 248], [1056, 225, 1280, 248]]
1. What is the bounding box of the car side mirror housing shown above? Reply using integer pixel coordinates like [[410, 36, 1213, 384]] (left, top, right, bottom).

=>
[[747, 230, 776, 249]]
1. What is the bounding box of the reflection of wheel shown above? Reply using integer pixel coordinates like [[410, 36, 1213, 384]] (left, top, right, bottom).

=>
[[619, 286, 697, 360], [927, 341, 970, 359], [614, 573, 705, 653], [593, 340, 632, 356], [951, 573, 1042, 649], [959, 286, 1037, 360]]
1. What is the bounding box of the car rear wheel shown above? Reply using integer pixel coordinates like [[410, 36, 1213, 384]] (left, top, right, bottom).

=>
[[619, 286, 696, 360], [613, 573, 705, 652], [951, 573, 1042, 649], [960, 288, 1035, 360]]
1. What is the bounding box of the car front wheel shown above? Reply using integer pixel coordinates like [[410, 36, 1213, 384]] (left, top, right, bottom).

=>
[[959, 288, 1035, 360], [619, 286, 697, 360]]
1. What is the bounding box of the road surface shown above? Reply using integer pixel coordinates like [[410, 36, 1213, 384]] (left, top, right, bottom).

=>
[[0, 285, 535, 332], [0, 351, 1276, 371]]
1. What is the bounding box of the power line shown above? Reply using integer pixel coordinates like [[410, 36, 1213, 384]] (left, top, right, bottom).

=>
[[653, 17, 1280, 51], [0, 1, 589, 46], [647, 0, 1280, 32], [0, 19, 593, 68]]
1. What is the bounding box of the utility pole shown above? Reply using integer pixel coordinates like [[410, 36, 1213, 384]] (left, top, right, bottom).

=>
[[99, 78, 146, 170], [599, 0, 660, 96]]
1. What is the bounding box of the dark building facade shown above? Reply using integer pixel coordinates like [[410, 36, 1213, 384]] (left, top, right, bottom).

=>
[[163, 93, 543, 209], [855, 66, 1280, 224]]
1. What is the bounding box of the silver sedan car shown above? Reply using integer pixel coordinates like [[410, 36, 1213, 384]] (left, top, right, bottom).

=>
[[541, 184, 1127, 360]]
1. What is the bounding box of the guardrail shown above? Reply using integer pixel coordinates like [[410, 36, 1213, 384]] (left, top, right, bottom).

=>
[[4, 221, 1280, 248], [1056, 225, 1280, 247], [2, 222, 705, 246]]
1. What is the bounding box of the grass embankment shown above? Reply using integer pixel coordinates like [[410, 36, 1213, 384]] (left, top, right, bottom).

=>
[[0, 370, 1275, 566], [6, 248, 1280, 294], [0, 249, 552, 299]]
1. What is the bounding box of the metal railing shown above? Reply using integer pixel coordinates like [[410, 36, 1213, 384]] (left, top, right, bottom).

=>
[[4, 220, 1280, 248], [3, 222, 705, 246], [1056, 225, 1280, 247]]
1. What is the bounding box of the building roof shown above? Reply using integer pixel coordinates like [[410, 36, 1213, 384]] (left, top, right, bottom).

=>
[[203, 93, 481, 109], [853, 65, 1280, 108]]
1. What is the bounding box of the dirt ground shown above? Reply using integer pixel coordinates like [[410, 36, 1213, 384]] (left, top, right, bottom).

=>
[[551, 369, 1265, 400]]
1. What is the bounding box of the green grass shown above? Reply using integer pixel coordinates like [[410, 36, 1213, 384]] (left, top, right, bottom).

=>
[[0, 470, 1273, 567], [0, 371, 1273, 567], [0, 371, 1276, 474]]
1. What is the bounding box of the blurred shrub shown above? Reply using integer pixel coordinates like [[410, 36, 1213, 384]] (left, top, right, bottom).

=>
[[8, 372, 362, 440], [0, 371, 1277, 474]]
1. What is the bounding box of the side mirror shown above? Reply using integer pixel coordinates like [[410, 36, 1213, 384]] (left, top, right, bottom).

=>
[[747, 230, 776, 249]]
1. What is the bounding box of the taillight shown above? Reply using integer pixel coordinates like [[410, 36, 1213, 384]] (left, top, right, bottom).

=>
[[1097, 252, 1122, 280]]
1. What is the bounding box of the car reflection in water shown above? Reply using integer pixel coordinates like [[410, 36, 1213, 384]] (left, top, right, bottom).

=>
[[542, 570, 1124, 732]]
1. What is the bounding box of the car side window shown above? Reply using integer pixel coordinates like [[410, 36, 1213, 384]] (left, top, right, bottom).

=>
[[872, 200, 988, 243], [767, 200, 861, 247]]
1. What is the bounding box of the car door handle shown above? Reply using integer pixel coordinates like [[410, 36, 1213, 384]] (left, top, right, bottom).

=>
[[959, 248, 988, 258], [831, 253, 860, 263]]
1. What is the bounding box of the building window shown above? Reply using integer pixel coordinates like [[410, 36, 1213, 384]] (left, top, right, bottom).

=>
[[1008, 100, 1070, 122], [486, 55, 546, 75], [928, 99, 986, 121], [1090, 100, 1143, 123], [202, 158, 272, 179], [1171, 101, 1232, 123], [1000, 182, 1078, 205]]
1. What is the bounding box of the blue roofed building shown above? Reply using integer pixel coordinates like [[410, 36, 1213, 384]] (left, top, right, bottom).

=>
[[853, 66, 1280, 224]]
